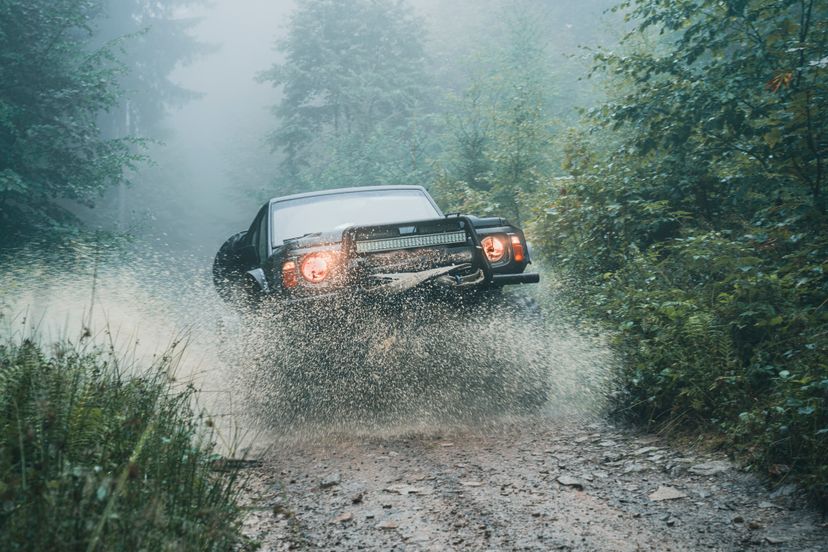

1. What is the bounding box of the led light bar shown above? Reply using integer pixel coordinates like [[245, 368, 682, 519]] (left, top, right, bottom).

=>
[[356, 231, 467, 253]]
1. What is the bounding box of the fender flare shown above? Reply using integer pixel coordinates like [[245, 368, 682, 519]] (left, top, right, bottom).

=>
[[245, 268, 269, 293]]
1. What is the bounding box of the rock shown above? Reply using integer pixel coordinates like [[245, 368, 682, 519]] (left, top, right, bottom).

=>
[[333, 512, 353, 524], [376, 520, 398, 530], [440, 442, 454, 447], [320, 473, 341, 489], [460, 481, 483, 487], [731, 515, 744, 523], [769, 483, 797, 499], [556, 476, 584, 490], [633, 446, 661, 456], [666, 517, 677, 527], [648, 486, 688, 501], [748, 520, 763, 530], [765, 536, 788, 545], [689, 460, 731, 476], [623, 462, 648, 474], [669, 464, 688, 477], [758, 501, 780, 509], [385, 484, 428, 496], [351, 492, 364, 504], [603, 452, 624, 463], [406, 531, 431, 543]]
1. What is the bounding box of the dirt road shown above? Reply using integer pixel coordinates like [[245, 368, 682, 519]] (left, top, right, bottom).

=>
[[239, 417, 826, 551]]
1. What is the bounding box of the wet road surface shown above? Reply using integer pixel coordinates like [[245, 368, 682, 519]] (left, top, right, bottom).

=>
[[239, 417, 827, 551]]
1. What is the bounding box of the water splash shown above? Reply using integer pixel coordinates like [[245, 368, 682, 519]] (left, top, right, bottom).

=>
[[0, 246, 616, 443]]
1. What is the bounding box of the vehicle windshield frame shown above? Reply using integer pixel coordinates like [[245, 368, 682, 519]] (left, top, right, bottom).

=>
[[269, 187, 443, 247]]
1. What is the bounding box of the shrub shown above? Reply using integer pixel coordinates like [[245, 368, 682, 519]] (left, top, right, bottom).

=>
[[0, 338, 245, 551]]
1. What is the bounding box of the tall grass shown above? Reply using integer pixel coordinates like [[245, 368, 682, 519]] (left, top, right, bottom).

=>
[[0, 336, 246, 551]]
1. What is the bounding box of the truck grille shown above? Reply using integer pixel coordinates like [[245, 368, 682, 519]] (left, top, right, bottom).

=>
[[355, 231, 467, 254]]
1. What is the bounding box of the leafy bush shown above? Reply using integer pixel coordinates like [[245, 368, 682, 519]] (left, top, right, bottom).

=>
[[533, 171, 828, 500], [527, 0, 828, 503], [0, 338, 245, 551]]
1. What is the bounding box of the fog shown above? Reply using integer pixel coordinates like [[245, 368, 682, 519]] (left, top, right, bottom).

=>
[[120, 1, 295, 254], [103, 0, 618, 257]]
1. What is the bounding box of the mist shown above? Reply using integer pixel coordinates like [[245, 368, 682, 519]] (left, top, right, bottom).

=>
[[84, 0, 619, 257]]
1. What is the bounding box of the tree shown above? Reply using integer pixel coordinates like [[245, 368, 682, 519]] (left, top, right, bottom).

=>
[[433, 3, 556, 224], [96, 0, 210, 140], [0, 0, 140, 244], [596, 0, 828, 217], [92, 0, 211, 232], [259, 0, 435, 193]]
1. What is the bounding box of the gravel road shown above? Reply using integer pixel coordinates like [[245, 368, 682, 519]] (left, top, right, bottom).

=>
[[238, 416, 826, 551]]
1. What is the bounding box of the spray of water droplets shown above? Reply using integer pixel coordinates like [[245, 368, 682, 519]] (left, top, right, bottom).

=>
[[0, 247, 617, 442]]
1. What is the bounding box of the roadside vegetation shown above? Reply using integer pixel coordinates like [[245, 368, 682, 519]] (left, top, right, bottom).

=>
[[531, 0, 828, 503], [0, 335, 245, 551]]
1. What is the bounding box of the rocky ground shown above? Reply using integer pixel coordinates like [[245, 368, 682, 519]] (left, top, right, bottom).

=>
[[237, 416, 827, 551]]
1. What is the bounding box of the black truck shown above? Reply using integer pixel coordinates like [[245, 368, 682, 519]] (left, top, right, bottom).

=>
[[213, 185, 539, 311]]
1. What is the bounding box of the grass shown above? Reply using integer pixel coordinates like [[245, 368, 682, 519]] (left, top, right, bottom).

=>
[[0, 335, 247, 551]]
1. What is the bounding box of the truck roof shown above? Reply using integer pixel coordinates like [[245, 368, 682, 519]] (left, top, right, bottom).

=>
[[268, 185, 430, 205]]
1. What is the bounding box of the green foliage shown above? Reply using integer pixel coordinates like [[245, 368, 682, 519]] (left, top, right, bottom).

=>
[[0, 0, 143, 244], [260, 0, 435, 193], [533, 0, 828, 497], [0, 338, 245, 551], [432, 4, 556, 225]]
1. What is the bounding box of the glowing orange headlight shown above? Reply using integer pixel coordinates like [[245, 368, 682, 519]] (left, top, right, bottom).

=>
[[300, 252, 336, 283], [481, 235, 507, 263]]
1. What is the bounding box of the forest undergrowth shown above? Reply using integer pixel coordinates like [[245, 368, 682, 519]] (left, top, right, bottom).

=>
[[0, 331, 247, 551]]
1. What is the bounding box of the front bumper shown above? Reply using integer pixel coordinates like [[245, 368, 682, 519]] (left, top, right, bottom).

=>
[[276, 264, 538, 309], [274, 215, 539, 306]]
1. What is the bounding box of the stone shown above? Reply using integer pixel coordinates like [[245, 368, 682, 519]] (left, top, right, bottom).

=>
[[376, 520, 398, 530], [623, 462, 648, 474], [648, 486, 688, 501], [385, 484, 428, 496], [556, 476, 584, 490], [320, 473, 341, 489], [689, 460, 731, 476], [769, 483, 797, 499]]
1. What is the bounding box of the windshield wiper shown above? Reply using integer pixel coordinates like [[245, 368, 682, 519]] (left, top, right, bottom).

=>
[[283, 232, 322, 243]]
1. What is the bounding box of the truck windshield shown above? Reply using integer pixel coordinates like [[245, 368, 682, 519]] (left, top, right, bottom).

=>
[[271, 189, 441, 246]]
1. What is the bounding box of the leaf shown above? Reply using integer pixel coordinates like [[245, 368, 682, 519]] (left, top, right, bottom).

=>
[[763, 128, 782, 148]]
